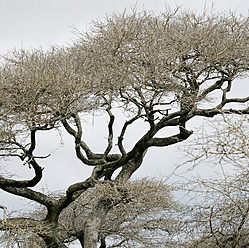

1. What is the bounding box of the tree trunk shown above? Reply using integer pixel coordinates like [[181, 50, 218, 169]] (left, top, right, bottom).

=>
[[83, 155, 145, 247], [83, 199, 112, 248]]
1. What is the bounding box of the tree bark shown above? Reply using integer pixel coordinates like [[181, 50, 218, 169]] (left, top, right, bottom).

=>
[[83, 199, 113, 248]]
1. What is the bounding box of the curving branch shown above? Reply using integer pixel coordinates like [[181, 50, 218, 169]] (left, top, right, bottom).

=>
[[0, 160, 43, 188], [223, 96, 249, 105], [103, 97, 115, 159], [61, 118, 96, 159], [62, 115, 106, 166], [147, 127, 193, 148], [0, 128, 44, 188], [1, 186, 56, 209], [199, 78, 228, 99], [117, 107, 142, 155], [195, 107, 249, 118]]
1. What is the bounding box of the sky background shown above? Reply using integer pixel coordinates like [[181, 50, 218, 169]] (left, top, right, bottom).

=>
[[0, 0, 249, 247], [1, 0, 249, 54]]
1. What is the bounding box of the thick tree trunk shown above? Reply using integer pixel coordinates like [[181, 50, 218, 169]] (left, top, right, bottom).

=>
[[83, 155, 145, 248], [83, 199, 112, 248]]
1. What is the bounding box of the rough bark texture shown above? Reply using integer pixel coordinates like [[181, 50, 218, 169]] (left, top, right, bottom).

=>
[[83, 200, 113, 248]]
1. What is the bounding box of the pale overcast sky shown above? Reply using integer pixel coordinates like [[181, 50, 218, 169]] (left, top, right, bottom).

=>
[[0, 0, 249, 54], [0, 2, 249, 246]]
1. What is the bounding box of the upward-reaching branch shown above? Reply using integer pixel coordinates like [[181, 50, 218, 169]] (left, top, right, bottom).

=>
[[62, 115, 106, 166], [103, 97, 115, 159], [117, 107, 142, 155], [61, 118, 95, 159]]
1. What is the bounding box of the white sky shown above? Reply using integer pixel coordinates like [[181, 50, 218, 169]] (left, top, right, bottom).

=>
[[0, 1, 249, 246], [1, 0, 249, 53]]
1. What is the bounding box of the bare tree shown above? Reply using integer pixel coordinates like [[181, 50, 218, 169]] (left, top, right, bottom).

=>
[[177, 115, 249, 247], [0, 178, 183, 247], [1, 7, 249, 247]]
